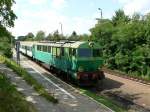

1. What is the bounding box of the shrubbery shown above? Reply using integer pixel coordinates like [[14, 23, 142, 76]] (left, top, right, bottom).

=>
[[90, 10, 150, 81]]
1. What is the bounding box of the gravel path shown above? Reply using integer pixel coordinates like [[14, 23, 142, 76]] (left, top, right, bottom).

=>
[[0, 64, 62, 112]]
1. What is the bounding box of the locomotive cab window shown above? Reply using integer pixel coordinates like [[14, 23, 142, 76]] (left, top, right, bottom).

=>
[[78, 48, 92, 57]]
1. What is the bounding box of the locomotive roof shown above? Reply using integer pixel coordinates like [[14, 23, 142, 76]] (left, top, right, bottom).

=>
[[20, 41, 100, 48]]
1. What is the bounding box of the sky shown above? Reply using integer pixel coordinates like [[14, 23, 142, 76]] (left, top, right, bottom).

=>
[[9, 0, 150, 37]]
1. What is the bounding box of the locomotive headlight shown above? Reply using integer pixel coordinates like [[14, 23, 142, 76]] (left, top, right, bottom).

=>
[[78, 66, 84, 72]]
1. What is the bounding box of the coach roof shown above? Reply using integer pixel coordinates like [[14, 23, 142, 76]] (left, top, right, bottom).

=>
[[35, 41, 86, 48]]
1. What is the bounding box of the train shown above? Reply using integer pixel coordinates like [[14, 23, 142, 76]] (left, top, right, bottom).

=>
[[18, 41, 105, 86]]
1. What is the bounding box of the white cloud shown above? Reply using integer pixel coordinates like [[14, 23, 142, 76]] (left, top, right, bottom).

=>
[[51, 0, 67, 10], [29, 0, 47, 5], [117, 0, 150, 15]]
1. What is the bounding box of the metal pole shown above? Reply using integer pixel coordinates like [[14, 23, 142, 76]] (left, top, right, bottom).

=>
[[59, 22, 63, 36], [98, 8, 103, 19]]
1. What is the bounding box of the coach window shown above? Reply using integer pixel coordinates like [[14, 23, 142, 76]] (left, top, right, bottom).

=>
[[40, 45, 42, 51], [48, 46, 51, 53], [37, 45, 39, 51], [69, 48, 72, 56], [37, 45, 41, 51], [72, 49, 76, 56], [52, 47, 56, 56], [56, 48, 60, 57], [61, 47, 64, 56], [43, 46, 47, 52]]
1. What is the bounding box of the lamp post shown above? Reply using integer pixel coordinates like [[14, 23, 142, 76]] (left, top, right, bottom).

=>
[[98, 8, 103, 19], [59, 22, 63, 36]]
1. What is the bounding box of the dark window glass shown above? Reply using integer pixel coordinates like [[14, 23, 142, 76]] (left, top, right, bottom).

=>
[[27, 46, 31, 51], [52, 47, 56, 56], [43, 46, 47, 52], [72, 49, 76, 56], [78, 49, 92, 57], [69, 48, 72, 56], [37, 45, 41, 51], [93, 49, 100, 57], [57, 48, 60, 56], [48, 46, 51, 53], [61, 47, 64, 56]]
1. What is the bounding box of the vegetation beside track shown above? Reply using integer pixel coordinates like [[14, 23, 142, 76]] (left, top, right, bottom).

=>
[[79, 88, 127, 112], [0, 72, 36, 112], [0, 55, 58, 103], [90, 10, 150, 81]]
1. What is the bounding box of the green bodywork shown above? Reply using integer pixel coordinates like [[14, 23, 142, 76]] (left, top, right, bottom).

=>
[[32, 41, 103, 80]]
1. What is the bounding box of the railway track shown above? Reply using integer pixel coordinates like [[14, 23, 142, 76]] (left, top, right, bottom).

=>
[[18, 53, 150, 112]]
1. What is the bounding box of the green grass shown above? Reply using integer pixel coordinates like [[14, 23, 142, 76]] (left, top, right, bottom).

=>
[[79, 88, 127, 112], [0, 55, 58, 103], [0, 72, 37, 112]]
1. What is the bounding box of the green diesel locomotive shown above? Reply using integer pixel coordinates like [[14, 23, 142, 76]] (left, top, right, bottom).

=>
[[19, 41, 105, 86]]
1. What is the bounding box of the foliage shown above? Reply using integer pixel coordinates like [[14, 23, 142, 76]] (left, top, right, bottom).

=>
[[0, 0, 17, 27], [34, 30, 45, 41], [2, 56, 58, 103], [20, 30, 90, 41], [68, 31, 79, 40], [91, 9, 150, 80], [0, 72, 36, 112], [25, 32, 34, 41], [0, 42, 12, 58], [0, 0, 17, 58]]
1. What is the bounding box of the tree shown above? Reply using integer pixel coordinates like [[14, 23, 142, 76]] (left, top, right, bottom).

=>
[[25, 32, 34, 41], [53, 30, 61, 41], [112, 9, 130, 26], [90, 9, 150, 80], [78, 34, 90, 41], [0, 0, 17, 27], [0, 0, 17, 58], [68, 31, 79, 41], [34, 31, 45, 41], [46, 33, 53, 40]]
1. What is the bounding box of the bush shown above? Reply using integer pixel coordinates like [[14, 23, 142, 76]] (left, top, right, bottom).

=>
[[0, 42, 12, 58]]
